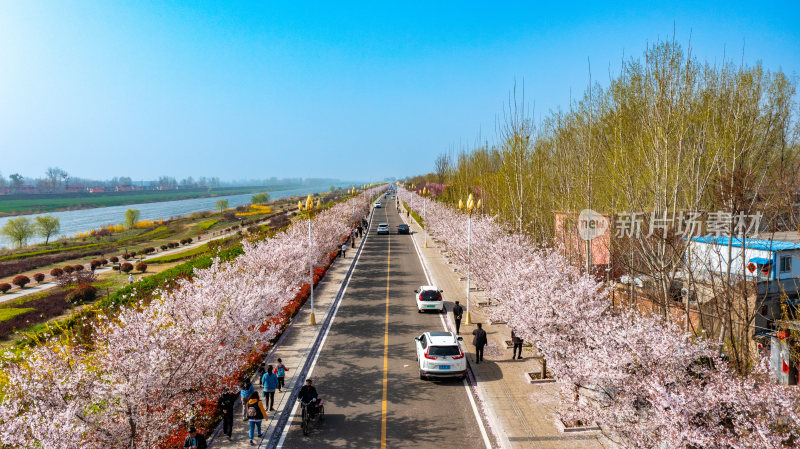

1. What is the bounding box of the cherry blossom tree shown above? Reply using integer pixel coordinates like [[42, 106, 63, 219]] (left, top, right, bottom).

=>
[[0, 186, 387, 449], [400, 187, 800, 448]]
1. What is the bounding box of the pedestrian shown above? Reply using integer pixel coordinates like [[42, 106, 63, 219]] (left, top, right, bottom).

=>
[[217, 392, 237, 440], [128, 273, 134, 284], [246, 390, 267, 445], [183, 426, 207, 449], [341, 243, 347, 258], [256, 363, 266, 386], [511, 329, 524, 360], [261, 364, 278, 411], [452, 301, 464, 334], [240, 379, 254, 421], [275, 358, 288, 392], [352, 230, 357, 248], [472, 323, 487, 364]]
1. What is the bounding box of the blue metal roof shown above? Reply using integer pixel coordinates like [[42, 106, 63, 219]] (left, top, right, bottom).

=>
[[690, 236, 800, 252]]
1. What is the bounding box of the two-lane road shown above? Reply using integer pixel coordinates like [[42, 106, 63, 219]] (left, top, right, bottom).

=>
[[280, 196, 488, 448]]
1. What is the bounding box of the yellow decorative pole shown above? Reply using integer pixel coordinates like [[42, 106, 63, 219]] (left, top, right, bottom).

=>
[[465, 193, 475, 325], [423, 187, 429, 248], [302, 195, 317, 325]]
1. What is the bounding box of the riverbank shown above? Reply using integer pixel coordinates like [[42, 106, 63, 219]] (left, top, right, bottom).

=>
[[0, 186, 284, 216]]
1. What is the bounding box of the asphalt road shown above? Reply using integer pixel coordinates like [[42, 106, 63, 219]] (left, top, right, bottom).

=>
[[280, 196, 487, 449]]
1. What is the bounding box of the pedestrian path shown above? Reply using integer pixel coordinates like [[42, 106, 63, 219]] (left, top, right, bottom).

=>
[[208, 225, 367, 448], [399, 211, 617, 449]]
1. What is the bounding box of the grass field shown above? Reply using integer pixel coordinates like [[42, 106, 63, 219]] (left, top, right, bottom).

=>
[[0, 187, 267, 215], [146, 244, 210, 264], [0, 308, 36, 323]]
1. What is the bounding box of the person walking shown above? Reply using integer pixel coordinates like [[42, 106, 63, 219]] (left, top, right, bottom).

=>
[[511, 329, 524, 360], [341, 243, 347, 258], [240, 380, 254, 421], [452, 301, 464, 334], [217, 391, 237, 440], [183, 426, 207, 449], [261, 364, 278, 411], [128, 273, 134, 284], [352, 230, 357, 247], [275, 358, 288, 392], [472, 323, 487, 364], [246, 390, 267, 445], [256, 363, 266, 386]]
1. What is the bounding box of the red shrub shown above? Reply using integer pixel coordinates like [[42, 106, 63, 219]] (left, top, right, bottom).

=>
[[74, 264, 84, 272], [120, 262, 134, 273], [63, 265, 75, 274], [50, 267, 64, 277], [0, 283, 11, 294], [135, 262, 147, 273], [32, 273, 45, 283], [12, 275, 30, 288], [110, 256, 119, 263]]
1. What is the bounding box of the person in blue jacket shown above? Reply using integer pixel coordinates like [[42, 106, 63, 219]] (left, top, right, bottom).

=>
[[240, 379, 254, 421], [261, 365, 279, 411]]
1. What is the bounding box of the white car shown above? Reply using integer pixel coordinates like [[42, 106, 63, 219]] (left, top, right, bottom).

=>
[[375, 202, 382, 208], [415, 285, 444, 313], [377, 223, 390, 234], [414, 331, 466, 380]]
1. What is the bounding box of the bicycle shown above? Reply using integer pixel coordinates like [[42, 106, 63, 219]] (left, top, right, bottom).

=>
[[300, 398, 325, 435]]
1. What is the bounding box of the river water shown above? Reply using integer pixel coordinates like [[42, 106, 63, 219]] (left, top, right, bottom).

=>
[[0, 186, 329, 248]]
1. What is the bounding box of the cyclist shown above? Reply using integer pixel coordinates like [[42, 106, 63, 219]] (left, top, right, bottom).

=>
[[297, 378, 320, 418]]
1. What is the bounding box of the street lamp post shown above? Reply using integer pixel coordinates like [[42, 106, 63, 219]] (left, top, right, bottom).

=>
[[422, 187, 428, 248], [460, 194, 475, 324], [300, 195, 317, 325]]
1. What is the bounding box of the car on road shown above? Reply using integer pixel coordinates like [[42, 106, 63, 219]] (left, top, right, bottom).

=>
[[414, 331, 466, 380], [397, 224, 410, 234], [415, 285, 444, 313], [375, 202, 382, 208], [377, 223, 390, 234]]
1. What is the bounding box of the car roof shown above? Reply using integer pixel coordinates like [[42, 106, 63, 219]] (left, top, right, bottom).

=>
[[419, 285, 439, 291], [424, 331, 458, 345], [378, 222, 388, 226], [397, 223, 409, 226]]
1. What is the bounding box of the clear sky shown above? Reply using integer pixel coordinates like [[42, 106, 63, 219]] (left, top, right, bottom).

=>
[[0, 1, 798, 182]]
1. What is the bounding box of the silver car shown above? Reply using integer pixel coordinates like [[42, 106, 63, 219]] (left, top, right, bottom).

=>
[[377, 223, 389, 234]]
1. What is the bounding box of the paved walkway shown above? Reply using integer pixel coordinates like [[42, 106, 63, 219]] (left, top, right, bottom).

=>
[[399, 209, 616, 449]]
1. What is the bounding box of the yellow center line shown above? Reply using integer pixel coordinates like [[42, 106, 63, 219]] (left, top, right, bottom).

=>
[[381, 205, 390, 448]]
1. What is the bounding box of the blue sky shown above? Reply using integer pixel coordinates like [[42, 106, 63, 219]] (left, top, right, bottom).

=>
[[0, 1, 798, 182]]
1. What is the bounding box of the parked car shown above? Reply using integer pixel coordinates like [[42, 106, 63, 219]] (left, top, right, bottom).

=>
[[397, 224, 410, 234], [415, 285, 444, 313], [377, 223, 390, 234], [414, 331, 466, 380], [375, 202, 382, 208]]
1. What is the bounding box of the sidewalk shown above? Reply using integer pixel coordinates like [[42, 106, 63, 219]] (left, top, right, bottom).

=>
[[209, 228, 365, 448], [399, 211, 616, 449]]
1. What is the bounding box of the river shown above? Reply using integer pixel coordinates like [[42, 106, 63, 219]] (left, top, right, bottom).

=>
[[0, 186, 330, 248]]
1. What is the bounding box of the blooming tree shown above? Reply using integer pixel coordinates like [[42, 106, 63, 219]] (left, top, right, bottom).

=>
[[400, 187, 800, 448], [0, 186, 387, 449]]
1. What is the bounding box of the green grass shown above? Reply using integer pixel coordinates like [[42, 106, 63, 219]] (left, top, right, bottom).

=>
[[0, 308, 36, 323], [401, 202, 424, 228], [0, 291, 52, 308], [146, 244, 210, 264], [0, 187, 266, 215], [196, 219, 219, 230]]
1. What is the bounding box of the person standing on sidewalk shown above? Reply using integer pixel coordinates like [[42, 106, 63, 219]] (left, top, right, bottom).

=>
[[452, 301, 464, 334], [261, 364, 278, 411], [246, 390, 267, 445], [275, 358, 288, 392], [217, 391, 237, 440], [472, 323, 487, 364], [341, 243, 347, 258], [511, 329, 524, 360]]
